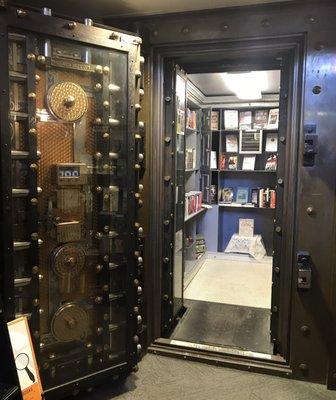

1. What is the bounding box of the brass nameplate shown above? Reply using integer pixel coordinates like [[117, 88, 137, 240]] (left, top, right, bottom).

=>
[[50, 58, 95, 73]]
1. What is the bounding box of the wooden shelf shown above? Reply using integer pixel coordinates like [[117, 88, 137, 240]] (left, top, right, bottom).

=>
[[221, 129, 278, 133], [186, 127, 198, 133], [184, 207, 206, 222], [185, 168, 199, 173], [219, 203, 275, 210], [219, 169, 276, 173]]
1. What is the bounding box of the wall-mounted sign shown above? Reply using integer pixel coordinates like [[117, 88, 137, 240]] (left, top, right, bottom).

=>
[[7, 317, 43, 400]]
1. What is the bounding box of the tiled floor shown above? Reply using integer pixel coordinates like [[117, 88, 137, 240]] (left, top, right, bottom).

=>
[[184, 255, 272, 309]]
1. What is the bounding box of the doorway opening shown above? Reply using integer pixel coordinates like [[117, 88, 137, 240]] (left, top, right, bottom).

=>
[[166, 60, 288, 359]]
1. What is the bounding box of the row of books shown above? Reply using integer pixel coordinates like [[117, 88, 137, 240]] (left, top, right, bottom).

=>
[[220, 187, 276, 208], [211, 109, 279, 131], [215, 153, 277, 171], [185, 191, 203, 218], [187, 109, 197, 130]]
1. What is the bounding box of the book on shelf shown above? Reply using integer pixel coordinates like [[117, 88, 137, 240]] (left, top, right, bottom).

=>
[[226, 134, 238, 152], [176, 108, 185, 135], [226, 155, 238, 170], [185, 148, 196, 170], [185, 191, 203, 218], [265, 133, 278, 152], [219, 153, 226, 171], [195, 235, 206, 256], [242, 155, 256, 170], [267, 108, 279, 129], [211, 110, 220, 130], [254, 187, 276, 208], [221, 187, 234, 203], [210, 151, 217, 169], [239, 110, 252, 130], [210, 185, 217, 204], [265, 154, 277, 171], [236, 187, 249, 204], [251, 188, 259, 206], [224, 110, 238, 130], [253, 110, 269, 129], [187, 108, 197, 130]]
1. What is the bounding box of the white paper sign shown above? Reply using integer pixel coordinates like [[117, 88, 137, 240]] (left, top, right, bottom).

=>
[[239, 218, 254, 237]]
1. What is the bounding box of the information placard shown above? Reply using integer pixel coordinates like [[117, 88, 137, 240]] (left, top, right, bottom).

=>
[[7, 317, 43, 400]]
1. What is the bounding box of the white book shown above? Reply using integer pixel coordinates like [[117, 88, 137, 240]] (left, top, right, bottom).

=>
[[224, 110, 238, 130], [242, 155, 256, 170], [210, 151, 217, 169], [265, 133, 278, 152], [226, 135, 238, 152]]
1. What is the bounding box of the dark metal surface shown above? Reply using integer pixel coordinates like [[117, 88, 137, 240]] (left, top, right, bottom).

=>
[[0, 5, 144, 399], [109, 0, 336, 387], [171, 300, 273, 355]]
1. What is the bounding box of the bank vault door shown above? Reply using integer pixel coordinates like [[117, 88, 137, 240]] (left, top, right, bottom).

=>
[[161, 63, 187, 335], [3, 16, 145, 397]]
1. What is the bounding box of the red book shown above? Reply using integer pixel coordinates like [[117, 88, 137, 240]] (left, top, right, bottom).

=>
[[270, 190, 276, 208], [219, 154, 226, 171]]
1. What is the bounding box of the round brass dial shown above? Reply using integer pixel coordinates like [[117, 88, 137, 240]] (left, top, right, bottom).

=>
[[47, 82, 88, 122], [51, 303, 88, 342], [52, 245, 86, 278]]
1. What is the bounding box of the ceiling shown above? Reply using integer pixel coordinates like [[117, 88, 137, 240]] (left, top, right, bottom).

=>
[[13, 0, 294, 18], [189, 70, 280, 98]]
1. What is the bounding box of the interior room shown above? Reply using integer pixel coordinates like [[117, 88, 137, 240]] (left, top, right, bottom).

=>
[[170, 68, 281, 355]]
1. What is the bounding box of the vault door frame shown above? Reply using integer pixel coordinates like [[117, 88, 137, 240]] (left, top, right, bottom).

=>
[[148, 34, 304, 367]]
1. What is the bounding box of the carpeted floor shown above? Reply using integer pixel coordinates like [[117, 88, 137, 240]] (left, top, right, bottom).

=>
[[78, 354, 336, 400]]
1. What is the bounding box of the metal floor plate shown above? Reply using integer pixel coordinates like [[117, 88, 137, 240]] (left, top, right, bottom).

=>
[[171, 299, 274, 355]]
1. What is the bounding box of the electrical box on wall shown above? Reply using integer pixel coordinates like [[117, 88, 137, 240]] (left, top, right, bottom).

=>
[[0, 6, 145, 399]]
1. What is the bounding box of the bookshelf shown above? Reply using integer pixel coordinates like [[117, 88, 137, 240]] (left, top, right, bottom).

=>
[[199, 106, 279, 256], [183, 99, 207, 286]]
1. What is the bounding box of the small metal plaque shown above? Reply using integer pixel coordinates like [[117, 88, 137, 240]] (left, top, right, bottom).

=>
[[103, 187, 119, 212], [50, 58, 96, 73], [56, 189, 82, 213], [56, 221, 81, 243]]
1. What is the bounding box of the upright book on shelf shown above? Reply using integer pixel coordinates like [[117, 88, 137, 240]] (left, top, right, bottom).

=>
[[253, 110, 269, 129], [224, 110, 239, 130], [239, 111, 252, 130], [267, 108, 279, 129], [211, 110, 220, 130], [265, 133, 278, 152], [210, 151, 217, 169], [226, 156, 238, 170], [226, 134, 238, 152]]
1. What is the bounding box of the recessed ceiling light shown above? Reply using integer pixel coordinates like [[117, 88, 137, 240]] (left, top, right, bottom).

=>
[[222, 71, 268, 100]]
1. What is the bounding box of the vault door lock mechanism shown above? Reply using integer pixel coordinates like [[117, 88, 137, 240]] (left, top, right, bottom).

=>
[[303, 125, 318, 166], [297, 251, 312, 290]]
